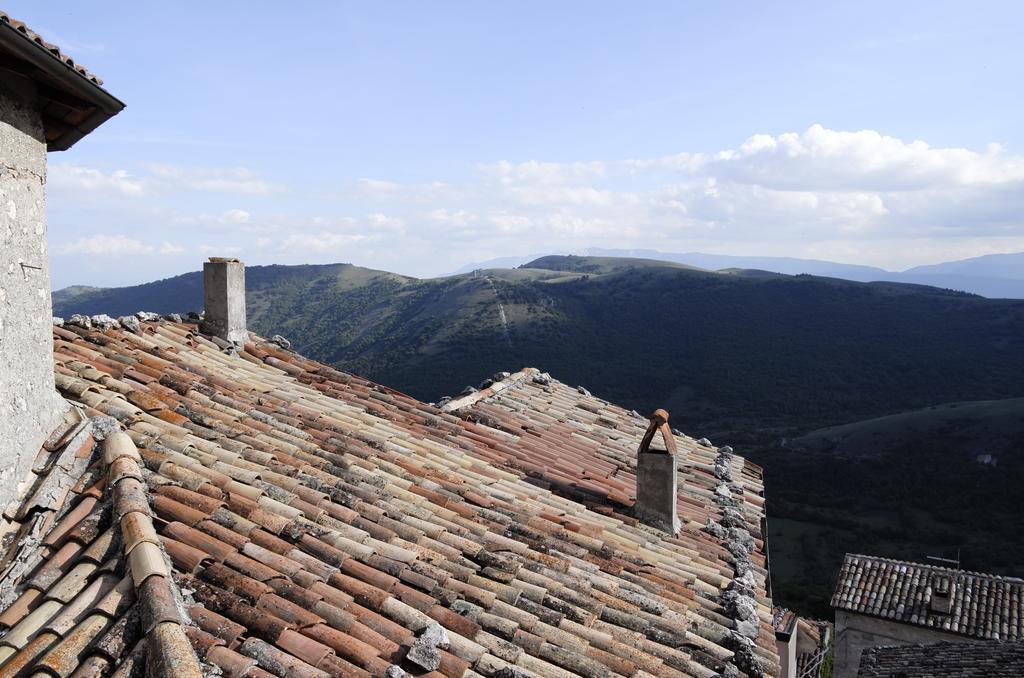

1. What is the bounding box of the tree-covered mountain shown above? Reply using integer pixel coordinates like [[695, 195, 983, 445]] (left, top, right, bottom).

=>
[[55, 255, 1024, 439], [454, 249, 1024, 298]]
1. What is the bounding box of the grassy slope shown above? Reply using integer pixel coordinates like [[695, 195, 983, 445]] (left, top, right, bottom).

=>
[[791, 398, 1024, 457]]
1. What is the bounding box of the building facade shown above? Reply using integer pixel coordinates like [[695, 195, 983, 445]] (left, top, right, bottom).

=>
[[0, 12, 123, 509]]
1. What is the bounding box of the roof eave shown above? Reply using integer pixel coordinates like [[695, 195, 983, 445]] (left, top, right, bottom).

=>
[[0, 20, 124, 151]]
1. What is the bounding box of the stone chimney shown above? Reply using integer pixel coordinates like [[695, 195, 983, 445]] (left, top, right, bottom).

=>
[[201, 258, 247, 345], [635, 409, 681, 533]]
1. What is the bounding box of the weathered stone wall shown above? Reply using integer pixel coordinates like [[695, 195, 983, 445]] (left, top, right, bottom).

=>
[[834, 610, 977, 678], [0, 78, 69, 511]]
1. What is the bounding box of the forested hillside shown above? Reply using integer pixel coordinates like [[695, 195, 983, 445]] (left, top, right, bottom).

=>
[[55, 257, 1024, 440]]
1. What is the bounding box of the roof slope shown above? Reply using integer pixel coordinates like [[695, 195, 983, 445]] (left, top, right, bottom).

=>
[[0, 316, 779, 677], [857, 640, 1024, 677], [443, 369, 776, 674], [832, 553, 1024, 640]]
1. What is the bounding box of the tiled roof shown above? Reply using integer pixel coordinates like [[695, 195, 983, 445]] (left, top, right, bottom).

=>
[[0, 10, 104, 84], [856, 640, 1024, 677], [0, 317, 781, 676], [444, 368, 776, 676], [831, 554, 1024, 640]]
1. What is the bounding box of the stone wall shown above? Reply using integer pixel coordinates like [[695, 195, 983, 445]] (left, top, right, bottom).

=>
[[834, 610, 977, 678], [0, 77, 69, 511]]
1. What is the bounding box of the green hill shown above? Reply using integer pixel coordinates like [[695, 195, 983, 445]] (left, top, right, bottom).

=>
[[790, 397, 1024, 458], [54, 256, 1024, 439]]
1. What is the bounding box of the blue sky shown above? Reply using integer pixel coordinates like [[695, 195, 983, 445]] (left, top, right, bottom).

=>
[[9, 1, 1024, 288]]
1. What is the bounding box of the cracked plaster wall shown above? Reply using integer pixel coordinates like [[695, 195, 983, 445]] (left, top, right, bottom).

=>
[[0, 79, 69, 512]]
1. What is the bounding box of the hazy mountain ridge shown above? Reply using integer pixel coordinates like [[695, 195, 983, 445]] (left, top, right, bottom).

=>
[[453, 249, 1024, 298]]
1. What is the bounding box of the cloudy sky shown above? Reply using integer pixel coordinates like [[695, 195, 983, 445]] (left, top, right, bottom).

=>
[[11, 2, 1024, 288]]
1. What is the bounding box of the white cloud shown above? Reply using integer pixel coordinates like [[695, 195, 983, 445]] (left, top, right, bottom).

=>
[[146, 164, 283, 195], [482, 160, 606, 186], [158, 242, 185, 254], [55, 234, 186, 256], [367, 213, 405, 232], [222, 209, 251, 223], [49, 163, 281, 199], [46, 126, 1024, 280], [49, 164, 146, 197], [279, 232, 369, 253], [198, 244, 241, 255], [348, 178, 453, 204], [707, 125, 1024, 191]]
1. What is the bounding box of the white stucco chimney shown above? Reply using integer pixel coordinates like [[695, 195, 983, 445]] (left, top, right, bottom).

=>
[[635, 409, 681, 533], [201, 258, 247, 345]]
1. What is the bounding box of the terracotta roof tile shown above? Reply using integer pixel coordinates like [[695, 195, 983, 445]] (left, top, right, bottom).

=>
[[0, 318, 782, 676]]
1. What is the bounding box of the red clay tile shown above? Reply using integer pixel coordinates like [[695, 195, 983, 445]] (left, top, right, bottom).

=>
[[165, 522, 237, 561], [162, 536, 212, 573], [153, 495, 208, 526]]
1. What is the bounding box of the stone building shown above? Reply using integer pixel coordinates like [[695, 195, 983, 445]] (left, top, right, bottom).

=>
[[0, 12, 123, 509], [831, 553, 1024, 677]]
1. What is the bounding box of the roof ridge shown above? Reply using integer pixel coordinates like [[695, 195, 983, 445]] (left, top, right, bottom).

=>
[[440, 367, 540, 412], [845, 552, 1024, 582], [102, 429, 203, 676]]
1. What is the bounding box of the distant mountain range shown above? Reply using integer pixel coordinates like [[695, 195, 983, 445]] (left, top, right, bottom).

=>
[[453, 249, 1024, 298]]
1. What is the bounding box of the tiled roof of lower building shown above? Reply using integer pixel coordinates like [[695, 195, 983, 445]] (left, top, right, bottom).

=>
[[832, 553, 1024, 641], [857, 640, 1024, 677], [0, 316, 780, 677]]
